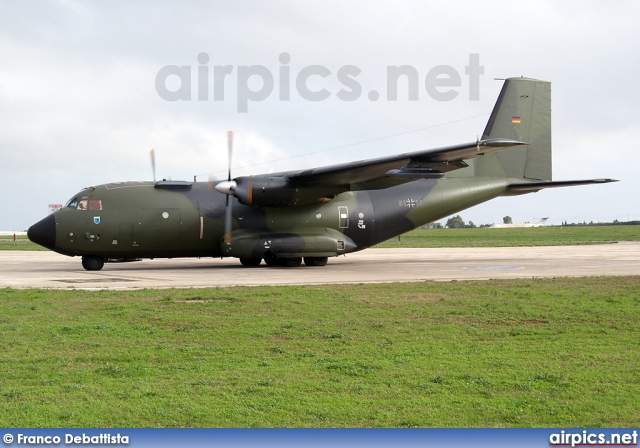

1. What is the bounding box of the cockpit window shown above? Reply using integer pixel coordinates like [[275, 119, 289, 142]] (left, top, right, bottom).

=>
[[88, 199, 102, 210], [66, 197, 78, 208], [75, 199, 102, 211]]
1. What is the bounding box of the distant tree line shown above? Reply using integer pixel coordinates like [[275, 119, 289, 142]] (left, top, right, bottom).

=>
[[445, 215, 476, 228], [561, 220, 640, 226], [421, 215, 490, 229], [420, 216, 639, 229]]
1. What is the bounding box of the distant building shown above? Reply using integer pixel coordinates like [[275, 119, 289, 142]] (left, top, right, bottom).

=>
[[49, 203, 63, 214], [490, 217, 549, 228]]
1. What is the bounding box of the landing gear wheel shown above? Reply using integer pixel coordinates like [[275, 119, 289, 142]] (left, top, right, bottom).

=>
[[264, 253, 280, 266], [239, 258, 261, 267], [304, 256, 328, 267], [82, 256, 105, 271], [281, 257, 302, 267]]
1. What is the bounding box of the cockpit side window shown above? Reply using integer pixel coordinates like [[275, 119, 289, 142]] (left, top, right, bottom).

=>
[[66, 197, 78, 208], [67, 197, 102, 211]]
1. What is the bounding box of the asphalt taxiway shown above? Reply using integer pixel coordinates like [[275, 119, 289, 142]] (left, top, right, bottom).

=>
[[1, 242, 638, 289]]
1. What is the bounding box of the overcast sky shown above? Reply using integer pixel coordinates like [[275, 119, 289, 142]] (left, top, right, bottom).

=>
[[1, 1, 638, 231]]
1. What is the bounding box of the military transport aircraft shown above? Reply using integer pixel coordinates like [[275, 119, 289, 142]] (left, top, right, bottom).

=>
[[28, 77, 616, 270]]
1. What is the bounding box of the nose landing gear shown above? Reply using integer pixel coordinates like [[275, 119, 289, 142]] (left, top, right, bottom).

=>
[[81, 256, 105, 271]]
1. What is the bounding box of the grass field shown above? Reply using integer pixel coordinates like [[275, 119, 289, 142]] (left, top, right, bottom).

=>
[[1, 277, 638, 427], [375, 225, 640, 248], [4, 225, 639, 251], [0, 235, 47, 251]]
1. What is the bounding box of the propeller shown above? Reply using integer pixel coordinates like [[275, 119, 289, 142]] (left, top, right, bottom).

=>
[[219, 131, 234, 255], [215, 136, 237, 195], [150, 148, 156, 182]]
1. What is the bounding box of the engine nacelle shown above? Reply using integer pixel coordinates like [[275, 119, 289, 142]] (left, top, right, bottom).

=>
[[234, 176, 295, 207], [233, 176, 346, 207]]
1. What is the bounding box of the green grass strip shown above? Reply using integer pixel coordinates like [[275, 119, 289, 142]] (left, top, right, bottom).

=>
[[376, 225, 640, 248], [1, 277, 638, 427]]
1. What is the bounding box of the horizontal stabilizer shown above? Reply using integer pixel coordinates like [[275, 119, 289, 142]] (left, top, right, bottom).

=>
[[508, 179, 618, 192]]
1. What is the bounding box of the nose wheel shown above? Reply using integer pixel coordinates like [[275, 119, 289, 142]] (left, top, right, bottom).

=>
[[82, 256, 105, 271]]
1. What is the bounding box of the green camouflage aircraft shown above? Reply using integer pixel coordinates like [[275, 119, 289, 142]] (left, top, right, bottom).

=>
[[28, 77, 616, 270]]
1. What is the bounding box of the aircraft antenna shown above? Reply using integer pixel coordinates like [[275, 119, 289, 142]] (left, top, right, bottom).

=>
[[150, 148, 156, 182]]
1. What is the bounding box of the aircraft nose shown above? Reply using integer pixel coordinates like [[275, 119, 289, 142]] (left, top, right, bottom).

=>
[[27, 214, 56, 250]]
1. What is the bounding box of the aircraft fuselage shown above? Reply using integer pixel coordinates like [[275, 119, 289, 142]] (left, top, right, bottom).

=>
[[28, 177, 509, 265]]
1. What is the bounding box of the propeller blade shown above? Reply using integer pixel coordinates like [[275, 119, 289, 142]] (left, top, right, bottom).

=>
[[227, 131, 233, 182], [150, 148, 156, 182], [221, 131, 234, 255], [222, 195, 232, 250]]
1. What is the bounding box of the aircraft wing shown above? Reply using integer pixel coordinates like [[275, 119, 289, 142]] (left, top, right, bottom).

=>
[[218, 138, 529, 207], [282, 137, 527, 190]]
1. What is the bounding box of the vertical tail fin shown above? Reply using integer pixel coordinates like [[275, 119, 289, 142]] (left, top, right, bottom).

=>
[[476, 77, 552, 181]]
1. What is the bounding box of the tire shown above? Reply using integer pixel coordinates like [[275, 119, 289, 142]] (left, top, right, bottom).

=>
[[264, 253, 280, 266], [281, 257, 302, 267], [239, 257, 261, 267], [82, 256, 105, 271], [304, 256, 328, 267]]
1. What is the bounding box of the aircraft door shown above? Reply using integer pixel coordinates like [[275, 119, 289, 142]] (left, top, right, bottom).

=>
[[340, 191, 375, 249], [338, 206, 349, 228], [118, 222, 135, 248]]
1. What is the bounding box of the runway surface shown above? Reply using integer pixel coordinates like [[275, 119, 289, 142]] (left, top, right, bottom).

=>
[[2, 242, 639, 289]]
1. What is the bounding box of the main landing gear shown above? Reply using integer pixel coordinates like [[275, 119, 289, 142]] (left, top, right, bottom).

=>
[[303, 256, 328, 267], [79, 255, 328, 270], [239, 255, 328, 267]]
